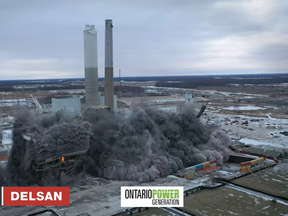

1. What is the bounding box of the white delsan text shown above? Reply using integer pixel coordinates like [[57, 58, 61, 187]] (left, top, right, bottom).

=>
[[11, 191, 62, 201]]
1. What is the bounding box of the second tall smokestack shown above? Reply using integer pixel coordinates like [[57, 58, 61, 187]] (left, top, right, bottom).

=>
[[104, 19, 114, 110]]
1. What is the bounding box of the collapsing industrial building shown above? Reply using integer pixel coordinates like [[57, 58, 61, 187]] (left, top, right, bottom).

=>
[[1, 102, 232, 186], [22, 123, 90, 172], [4, 110, 91, 185]]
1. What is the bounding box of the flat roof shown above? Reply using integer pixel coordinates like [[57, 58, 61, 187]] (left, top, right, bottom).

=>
[[229, 151, 258, 159], [242, 146, 287, 158]]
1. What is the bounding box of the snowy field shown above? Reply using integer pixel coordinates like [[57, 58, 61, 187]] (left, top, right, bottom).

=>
[[144, 86, 269, 98], [239, 138, 288, 149], [201, 111, 288, 148], [222, 106, 266, 111], [119, 96, 185, 106]]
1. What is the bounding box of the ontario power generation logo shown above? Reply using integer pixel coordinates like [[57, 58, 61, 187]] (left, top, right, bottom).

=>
[[121, 186, 184, 207]]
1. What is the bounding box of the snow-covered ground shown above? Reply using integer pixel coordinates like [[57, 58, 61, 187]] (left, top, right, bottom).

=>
[[144, 86, 269, 98], [222, 106, 266, 111], [49, 89, 85, 94], [200, 111, 288, 147], [119, 96, 185, 107], [0, 98, 30, 107], [238, 138, 287, 149], [0, 99, 27, 102], [265, 106, 279, 110], [148, 98, 184, 104]]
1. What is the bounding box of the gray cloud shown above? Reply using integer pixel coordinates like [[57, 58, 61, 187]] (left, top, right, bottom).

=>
[[0, 0, 287, 79], [255, 44, 288, 62]]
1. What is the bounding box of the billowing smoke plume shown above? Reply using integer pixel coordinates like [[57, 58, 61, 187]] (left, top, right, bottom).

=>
[[83, 105, 231, 183], [3, 105, 231, 186], [4, 109, 90, 186]]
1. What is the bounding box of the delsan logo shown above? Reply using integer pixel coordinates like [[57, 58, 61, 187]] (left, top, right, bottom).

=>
[[1, 187, 70, 206], [121, 186, 184, 207]]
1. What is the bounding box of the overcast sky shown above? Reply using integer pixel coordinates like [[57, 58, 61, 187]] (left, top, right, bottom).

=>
[[0, 0, 287, 80]]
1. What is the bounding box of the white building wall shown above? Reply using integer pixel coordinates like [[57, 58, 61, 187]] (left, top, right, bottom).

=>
[[185, 94, 194, 104], [52, 97, 82, 116], [2, 129, 13, 146]]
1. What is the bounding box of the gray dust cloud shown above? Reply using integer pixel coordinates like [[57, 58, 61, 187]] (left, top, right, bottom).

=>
[[2, 105, 231, 186]]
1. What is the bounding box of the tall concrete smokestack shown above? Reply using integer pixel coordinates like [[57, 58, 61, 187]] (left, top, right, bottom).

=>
[[104, 19, 114, 110], [84, 24, 99, 106]]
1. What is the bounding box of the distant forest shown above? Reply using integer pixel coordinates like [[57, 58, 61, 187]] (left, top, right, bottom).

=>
[[0, 85, 170, 98], [155, 74, 288, 89], [0, 73, 288, 91]]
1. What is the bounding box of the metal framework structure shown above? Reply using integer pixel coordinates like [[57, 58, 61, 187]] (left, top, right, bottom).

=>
[[22, 134, 88, 179], [28, 209, 60, 216], [31, 153, 86, 176]]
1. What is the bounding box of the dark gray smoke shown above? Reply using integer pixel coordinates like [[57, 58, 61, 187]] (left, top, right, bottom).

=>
[[83, 105, 231, 183], [0, 166, 5, 185], [4, 109, 90, 186], [3, 105, 231, 186]]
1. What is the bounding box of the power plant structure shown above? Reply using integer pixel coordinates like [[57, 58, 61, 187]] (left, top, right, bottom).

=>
[[83, 25, 99, 107], [104, 19, 114, 110], [83, 20, 115, 111]]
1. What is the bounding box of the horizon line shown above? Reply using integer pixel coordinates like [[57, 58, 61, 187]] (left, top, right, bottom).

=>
[[1, 72, 288, 81]]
